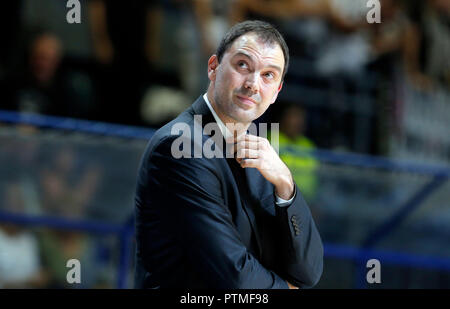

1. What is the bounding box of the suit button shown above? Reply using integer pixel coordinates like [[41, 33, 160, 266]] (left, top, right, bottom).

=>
[[293, 223, 300, 234]]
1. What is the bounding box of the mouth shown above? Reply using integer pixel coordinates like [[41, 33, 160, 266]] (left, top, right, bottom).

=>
[[236, 95, 257, 108]]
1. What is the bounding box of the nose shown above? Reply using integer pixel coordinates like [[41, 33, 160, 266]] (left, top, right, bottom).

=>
[[244, 73, 259, 94]]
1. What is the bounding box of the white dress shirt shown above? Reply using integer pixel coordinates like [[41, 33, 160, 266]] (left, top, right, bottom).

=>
[[203, 93, 295, 206]]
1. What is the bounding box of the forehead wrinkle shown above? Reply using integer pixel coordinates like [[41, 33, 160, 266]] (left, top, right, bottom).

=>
[[233, 44, 284, 74]]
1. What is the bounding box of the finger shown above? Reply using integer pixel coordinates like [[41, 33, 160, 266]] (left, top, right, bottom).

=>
[[236, 134, 260, 143], [235, 140, 259, 152], [237, 134, 271, 150], [236, 148, 259, 159], [239, 158, 260, 169]]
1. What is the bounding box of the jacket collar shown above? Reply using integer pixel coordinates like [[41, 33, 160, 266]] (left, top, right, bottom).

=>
[[192, 95, 214, 121]]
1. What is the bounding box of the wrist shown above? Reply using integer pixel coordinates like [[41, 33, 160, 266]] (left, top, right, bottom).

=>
[[274, 173, 294, 200]]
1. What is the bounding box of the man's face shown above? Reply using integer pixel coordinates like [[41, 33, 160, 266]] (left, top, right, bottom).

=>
[[208, 33, 285, 125], [30, 35, 62, 84], [282, 106, 305, 137]]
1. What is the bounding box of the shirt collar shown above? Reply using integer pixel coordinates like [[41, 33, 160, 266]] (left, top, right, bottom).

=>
[[203, 93, 235, 141]]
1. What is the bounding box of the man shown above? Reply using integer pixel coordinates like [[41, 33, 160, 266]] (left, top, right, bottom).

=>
[[134, 20, 323, 289]]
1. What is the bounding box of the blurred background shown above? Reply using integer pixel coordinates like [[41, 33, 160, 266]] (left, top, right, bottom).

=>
[[0, 0, 449, 288]]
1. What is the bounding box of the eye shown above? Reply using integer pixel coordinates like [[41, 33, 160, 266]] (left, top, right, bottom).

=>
[[263, 72, 274, 79], [237, 61, 248, 69]]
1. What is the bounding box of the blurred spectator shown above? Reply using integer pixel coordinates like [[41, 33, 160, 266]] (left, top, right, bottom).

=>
[[0, 130, 42, 216], [368, 0, 427, 88], [22, 0, 113, 65], [420, 0, 450, 88], [3, 33, 96, 118], [314, 0, 372, 76], [271, 104, 319, 202], [0, 164, 47, 288], [139, 0, 232, 126], [231, 0, 330, 63], [37, 229, 96, 288], [35, 145, 103, 288], [39, 147, 101, 218], [0, 224, 48, 288], [327, 0, 370, 31], [19, 0, 112, 122], [4, 33, 63, 115], [146, 0, 229, 100], [231, 0, 370, 76], [193, 0, 232, 58]]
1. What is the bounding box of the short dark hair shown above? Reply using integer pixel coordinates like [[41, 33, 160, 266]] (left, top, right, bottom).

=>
[[216, 20, 290, 81]]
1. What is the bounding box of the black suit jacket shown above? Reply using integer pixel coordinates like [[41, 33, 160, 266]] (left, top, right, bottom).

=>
[[134, 96, 323, 288]]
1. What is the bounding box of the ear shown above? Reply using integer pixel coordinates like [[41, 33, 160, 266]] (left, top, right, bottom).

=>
[[270, 81, 283, 104], [207, 55, 219, 82]]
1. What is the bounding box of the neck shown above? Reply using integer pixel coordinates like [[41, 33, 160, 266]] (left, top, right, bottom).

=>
[[206, 87, 251, 138]]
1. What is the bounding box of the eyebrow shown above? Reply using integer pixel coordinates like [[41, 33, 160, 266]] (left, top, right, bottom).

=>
[[233, 51, 282, 74]]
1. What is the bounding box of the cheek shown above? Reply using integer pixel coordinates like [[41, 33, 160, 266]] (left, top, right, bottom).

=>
[[223, 68, 244, 87], [217, 69, 234, 88], [261, 84, 277, 102]]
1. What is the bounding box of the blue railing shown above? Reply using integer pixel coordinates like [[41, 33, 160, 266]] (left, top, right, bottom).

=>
[[1, 109, 449, 288]]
